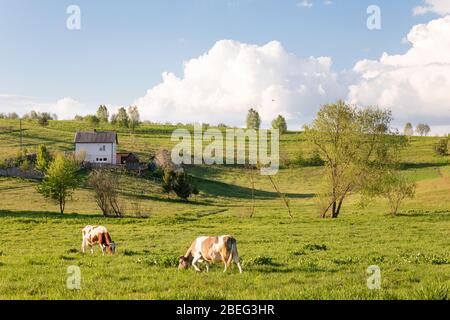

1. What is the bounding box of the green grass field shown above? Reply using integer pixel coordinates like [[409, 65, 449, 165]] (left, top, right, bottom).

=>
[[0, 119, 449, 300]]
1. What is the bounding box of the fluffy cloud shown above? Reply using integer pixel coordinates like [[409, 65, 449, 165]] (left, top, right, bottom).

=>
[[0, 94, 87, 119], [413, 0, 450, 16], [135, 40, 346, 126], [348, 15, 450, 128]]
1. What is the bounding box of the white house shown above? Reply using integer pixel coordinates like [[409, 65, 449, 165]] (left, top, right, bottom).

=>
[[74, 130, 118, 165]]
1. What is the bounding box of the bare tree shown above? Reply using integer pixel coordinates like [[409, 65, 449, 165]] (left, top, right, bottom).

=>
[[88, 170, 124, 217]]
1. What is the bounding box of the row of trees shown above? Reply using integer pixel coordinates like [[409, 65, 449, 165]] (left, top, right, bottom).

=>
[[246, 108, 288, 134], [403, 122, 431, 137], [0, 111, 57, 127], [75, 105, 141, 130]]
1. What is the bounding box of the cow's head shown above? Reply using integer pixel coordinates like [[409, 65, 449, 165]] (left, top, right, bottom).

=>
[[178, 256, 190, 270], [108, 242, 116, 254]]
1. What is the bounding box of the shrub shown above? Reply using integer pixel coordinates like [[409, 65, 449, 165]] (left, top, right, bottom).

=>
[[243, 255, 275, 266], [293, 150, 325, 167], [434, 138, 449, 156], [88, 170, 124, 217], [173, 172, 195, 201], [304, 243, 327, 251]]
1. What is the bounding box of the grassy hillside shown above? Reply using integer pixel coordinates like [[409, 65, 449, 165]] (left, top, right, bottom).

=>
[[0, 119, 449, 299]]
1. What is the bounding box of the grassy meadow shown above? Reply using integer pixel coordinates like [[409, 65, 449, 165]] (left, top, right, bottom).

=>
[[0, 119, 449, 300]]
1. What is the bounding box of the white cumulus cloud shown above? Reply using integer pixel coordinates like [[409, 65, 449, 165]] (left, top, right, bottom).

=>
[[0, 94, 88, 119], [413, 0, 450, 16], [134, 40, 346, 127], [348, 15, 450, 128]]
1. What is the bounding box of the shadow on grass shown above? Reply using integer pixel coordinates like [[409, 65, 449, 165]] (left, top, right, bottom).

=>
[[195, 177, 315, 200], [400, 162, 449, 170], [0, 210, 103, 220]]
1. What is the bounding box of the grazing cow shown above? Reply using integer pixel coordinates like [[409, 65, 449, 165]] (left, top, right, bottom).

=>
[[81, 225, 116, 255], [178, 236, 243, 273]]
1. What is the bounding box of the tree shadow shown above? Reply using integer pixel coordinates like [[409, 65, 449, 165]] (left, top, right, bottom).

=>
[[0, 210, 101, 220], [400, 162, 449, 170], [194, 177, 315, 200]]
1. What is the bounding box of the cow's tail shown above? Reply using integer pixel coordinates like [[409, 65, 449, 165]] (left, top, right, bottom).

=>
[[227, 237, 237, 267]]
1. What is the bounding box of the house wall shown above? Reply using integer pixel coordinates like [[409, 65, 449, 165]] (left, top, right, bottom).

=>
[[75, 143, 116, 164]]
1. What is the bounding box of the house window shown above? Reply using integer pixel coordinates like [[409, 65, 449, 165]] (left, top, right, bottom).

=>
[[103, 158, 107, 162], [99, 145, 106, 151]]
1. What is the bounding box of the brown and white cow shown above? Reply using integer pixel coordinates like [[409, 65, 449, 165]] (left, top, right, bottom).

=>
[[81, 225, 116, 255], [178, 236, 243, 273]]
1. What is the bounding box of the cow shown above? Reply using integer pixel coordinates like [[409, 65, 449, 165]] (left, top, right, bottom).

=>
[[81, 225, 116, 255], [178, 236, 243, 273]]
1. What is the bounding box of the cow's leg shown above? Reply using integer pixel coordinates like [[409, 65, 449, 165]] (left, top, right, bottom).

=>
[[205, 262, 210, 273], [90, 244, 94, 255], [192, 253, 203, 272], [98, 233, 106, 256], [233, 253, 243, 274], [81, 238, 86, 253], [221, 253, 228, 273]]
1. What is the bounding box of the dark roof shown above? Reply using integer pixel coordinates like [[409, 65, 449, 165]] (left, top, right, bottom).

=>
[[74, 131, 118, 144]]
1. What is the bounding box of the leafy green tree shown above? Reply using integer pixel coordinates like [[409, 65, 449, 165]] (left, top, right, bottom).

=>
[[128, 106, 140, 131], [37, 154, 78, 214], [365, 173, 416, 216], [416, 123, 431, 136], [272, 115, 287, 134], [246, 108, 261, 130], [162, 169, 175, 197], [115, 107, 129, 128], [97, 105, 109, 123], [8, 112, 19, 119], [84, 115, 100, 127], [304, 100, 407, 218], [173, 172, 195, 201], [404, 122, 414, 137], [38, 113, 52, 127], [35, 145, 51, 173], [434, 137, 449, 156]]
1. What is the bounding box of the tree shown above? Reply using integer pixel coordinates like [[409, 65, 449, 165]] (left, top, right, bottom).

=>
[[115, 107, 129, 128], [162, 169, 175, 197], [84, 115, 100, 127], [35, 145, 51, 173], [128, 106, 140, 131], [173, 171, 196, 201], [366, 173, 416, 216], [272, 115, 287, 134], [37, 113, 52, 127], [110, 113, 117, 125], [8, 112, 19, 119], [97, 105, 109, 123], [404, 122, 414, 137], [88, 170, 124, 217], [303, 100, 407, 218], [416, 123, 431, 136], [37, 154, 78, 214], [434, 137, 449, 156], [246, 108, 261, 130]]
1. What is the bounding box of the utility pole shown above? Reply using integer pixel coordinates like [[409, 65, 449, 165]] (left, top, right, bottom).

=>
[[19, 117, 23, 154]]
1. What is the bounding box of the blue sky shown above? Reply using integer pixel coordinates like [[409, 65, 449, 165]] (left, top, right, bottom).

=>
[[0, 0, 431, 103], [1, 0, 449, 133]]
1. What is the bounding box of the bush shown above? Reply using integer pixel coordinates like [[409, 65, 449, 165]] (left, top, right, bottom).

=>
[[304, 243, 328, 251], [434, 138, 449, 156], [88, 170, 124, 217], [243, 255, 275, 266], [293, 150, 325, 167], [37, 113, 52, 127]]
